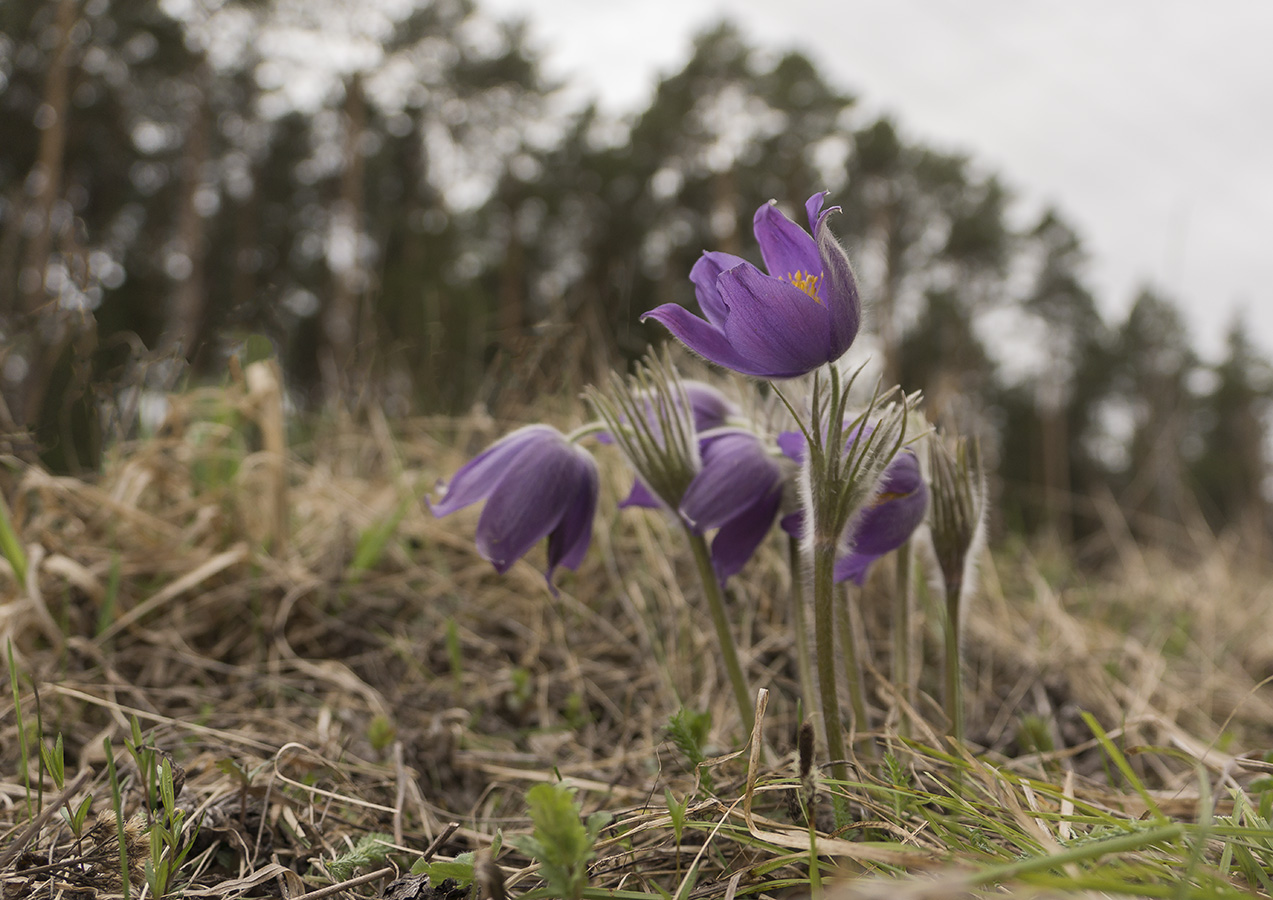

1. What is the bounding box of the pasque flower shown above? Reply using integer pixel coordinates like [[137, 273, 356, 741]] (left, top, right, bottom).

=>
[[683, 430, 785, 581], [834, 449, 927, 585], [428, 425, 599, 588], [642, 192, 861, 379], [778, 429, 927, 584], [615, 379, 738, 509], [624, 427, 785, 581]]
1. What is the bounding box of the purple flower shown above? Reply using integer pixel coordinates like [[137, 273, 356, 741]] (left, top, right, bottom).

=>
[[777, 430, 928, 584], [621, 428, 785, 582], [601, 380, 738, 447], [679, 380, 739, 432], [681, 430, 785, 581], [615, 380, 738, 510], [835, 450, 928, 585], [428, 425, 599, 589], [642, 192, 861, 379]]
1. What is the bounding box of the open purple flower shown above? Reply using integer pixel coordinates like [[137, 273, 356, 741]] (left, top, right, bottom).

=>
[[642, 192, 861, 379], [428, 425, 599, 589], [835, 449, 928, 585]]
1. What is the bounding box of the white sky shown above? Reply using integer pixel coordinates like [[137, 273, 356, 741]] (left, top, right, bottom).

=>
[[479, 0, 1273, 361]]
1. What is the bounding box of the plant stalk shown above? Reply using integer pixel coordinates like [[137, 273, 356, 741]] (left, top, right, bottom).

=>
[[787, 536, 818, 722], [892, 539, 915, 735], [811, 537, 848, 785], [685, 528, 754, 735], [943, 583, 964, 744], [836, 583, 876, 762]]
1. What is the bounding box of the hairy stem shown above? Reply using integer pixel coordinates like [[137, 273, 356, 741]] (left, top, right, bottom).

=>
[[892, 539, 915, 735], [685, 528, 754, 735], [812, 538, 848, 785], [943, 582, 964, 744], [837, 584, 875, 762], [788, 536, 818, 722]]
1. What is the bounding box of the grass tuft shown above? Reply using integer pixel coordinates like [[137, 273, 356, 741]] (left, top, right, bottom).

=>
[[4, 396, 1273, 897]]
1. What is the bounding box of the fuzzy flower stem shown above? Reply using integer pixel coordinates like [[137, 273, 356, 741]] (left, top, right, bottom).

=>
[[787, 535, 818, 723], [811, 530, 848, 785], [944, 581, 964, 745], [836, 583, 875, 762], [685, 525, 754, 736], [892, 538, 915, 734]]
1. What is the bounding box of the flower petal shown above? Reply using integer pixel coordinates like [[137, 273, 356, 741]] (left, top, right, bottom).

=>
[[753, 201, 823, 294], [711, 485, 783, 581], [834, 551, 879, 586], [681, 380, 738, 432], [428, 424, 557, 517], [805, 191, 830, 234], [619, 478, 661, 509], [717, 264, 836, 377], [776, 429, 806, 463], [690, 252, 747, 329], [780, 510, 804, 539], [813, 205, 861, 354], [642, 302, 776, 377], [546, 447, 600, 579], [680, 431, 782, 532], [840, 451, 928, 577], [474, 435, 578, 573]]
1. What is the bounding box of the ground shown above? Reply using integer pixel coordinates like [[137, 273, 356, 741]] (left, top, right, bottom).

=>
[[4, 380, 1273, 898]]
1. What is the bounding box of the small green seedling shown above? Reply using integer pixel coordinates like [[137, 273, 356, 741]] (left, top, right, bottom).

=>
[[667, 707, 714, 793], [411, 833, 504, 887], [508, 783, 610, 900], [321, 832, 395, 881]]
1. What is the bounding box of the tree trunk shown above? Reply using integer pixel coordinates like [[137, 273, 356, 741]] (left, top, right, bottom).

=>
[[163, 74, 211, 363], [320, 73, 368, 406], [16, 0, 79, 428]]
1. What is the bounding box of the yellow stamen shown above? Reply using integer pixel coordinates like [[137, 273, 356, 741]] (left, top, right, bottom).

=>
[[787, 270, 821, 302], [871, 491, 909, 508]]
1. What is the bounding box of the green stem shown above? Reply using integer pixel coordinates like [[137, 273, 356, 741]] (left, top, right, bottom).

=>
[[943, 583, 964, 744], [836, 583, 875, 762], [892, 540, 914, 735], [787, 537, 818, 723], [685, 528, 754, 736], [811, 538, 847, 785]]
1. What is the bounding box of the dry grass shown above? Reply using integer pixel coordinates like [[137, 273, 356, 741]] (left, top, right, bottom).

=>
[[4, 373, 1273, 899]]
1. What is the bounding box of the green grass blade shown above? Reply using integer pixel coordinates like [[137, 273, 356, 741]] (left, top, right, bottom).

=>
[[0, 491, 27, 586]]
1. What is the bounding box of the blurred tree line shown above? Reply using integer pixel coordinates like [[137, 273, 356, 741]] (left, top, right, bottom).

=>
[[1, 0, 1269, 550]]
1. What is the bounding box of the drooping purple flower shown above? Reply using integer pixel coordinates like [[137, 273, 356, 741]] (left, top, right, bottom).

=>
[[614, 380, 737, 509], [600, 379, 738, 446], [428, 425, 599, 589], [680, 380, 739, 432], [835, 449, 928, 585], [776, 428, 927, 584], [642, 192, 861, 379], [618, 427, 785, 582], [680, 430, 785, 581]]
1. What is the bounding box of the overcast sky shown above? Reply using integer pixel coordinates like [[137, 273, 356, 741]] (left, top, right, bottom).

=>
[[479, 0, 1273, 361]]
